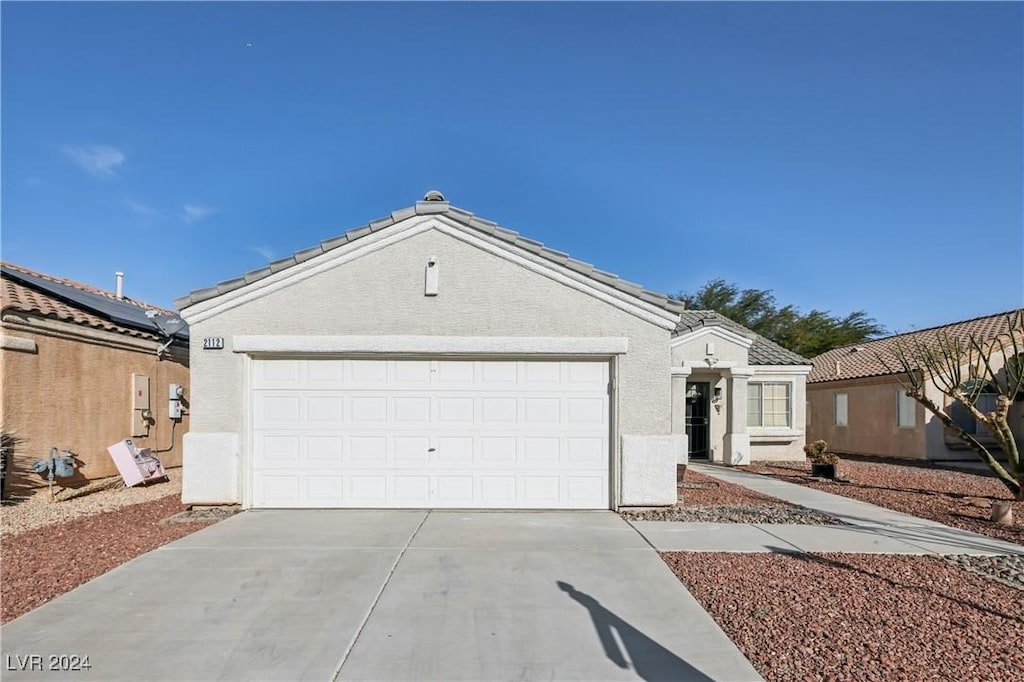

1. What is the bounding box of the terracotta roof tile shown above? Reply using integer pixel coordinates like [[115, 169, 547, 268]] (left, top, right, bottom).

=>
[[807, 310, 1024, 383]]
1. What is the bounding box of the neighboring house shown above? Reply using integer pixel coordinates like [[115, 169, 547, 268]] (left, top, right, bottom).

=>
[[1, 262, 190, 495], [176, 192, 810, 511], [806, 310, 1024, 462]]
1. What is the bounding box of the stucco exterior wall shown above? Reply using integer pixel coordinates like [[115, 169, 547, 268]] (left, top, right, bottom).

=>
[[809, 359, 1024, 462], [1, 317, 189, 494], [183, 225, 674, 505], [671, 335, 749, 366], [807, 377, 928, 460]]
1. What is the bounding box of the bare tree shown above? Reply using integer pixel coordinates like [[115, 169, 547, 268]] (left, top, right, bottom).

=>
[[882, 311, 1024, 500]]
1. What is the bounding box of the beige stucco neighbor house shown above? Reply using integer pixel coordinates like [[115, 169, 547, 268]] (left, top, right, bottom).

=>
[[1, 262, 190, 495], [807, 310, 1024, 462], [176, 192, 811, 510]]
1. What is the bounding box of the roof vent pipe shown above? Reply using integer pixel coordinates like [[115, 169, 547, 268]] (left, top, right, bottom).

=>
[[115, 272, 124, 299], [423, 190, 446, 202]]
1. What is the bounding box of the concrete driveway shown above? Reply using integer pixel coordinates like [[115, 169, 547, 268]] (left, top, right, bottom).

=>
[[1, 511, 761, 682]]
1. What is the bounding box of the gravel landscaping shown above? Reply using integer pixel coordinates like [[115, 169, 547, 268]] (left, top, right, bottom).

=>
[[621, 469, 842, 524], [1, 468, 184, 536], [1, 491, 223, 624], [664, 551, 1024, 682], [747, 459, 1023, 546]]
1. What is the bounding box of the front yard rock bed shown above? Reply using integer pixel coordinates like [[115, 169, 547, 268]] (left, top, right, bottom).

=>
[[747, 459, 1023, 546], [664, 551, 1024, 682], [1, 494, 221, 624]]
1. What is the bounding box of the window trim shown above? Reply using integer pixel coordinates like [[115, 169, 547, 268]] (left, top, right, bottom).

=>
[[747, 381, 792, 428], [896, 389, 916, 429], [834, 392, 848, 427]]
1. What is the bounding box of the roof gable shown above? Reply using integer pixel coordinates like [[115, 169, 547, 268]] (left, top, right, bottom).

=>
[[807, 309, 1024, 383], [175, 197, 685, 329], [674, 310, 810, 366]]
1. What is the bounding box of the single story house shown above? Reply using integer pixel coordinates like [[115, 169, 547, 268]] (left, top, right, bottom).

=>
[[807, 310, 1024, 462], [1, 262, 190, 495], [176, 192, 810, 510]]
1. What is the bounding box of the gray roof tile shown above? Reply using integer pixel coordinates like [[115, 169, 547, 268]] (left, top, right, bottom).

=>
[[320, 234, 350, 251], [268, 257, 295, 273], [415, 200, 449, 215], [293, 245, 324, 263], [369, 216, 395, 232], [243, 267, 273, 283], [468, 216, 498, 233], [391, 206, 417, 222], [674, 310, 810, 366], [177, 196, 687, 315], [216, 278, 248, 294]]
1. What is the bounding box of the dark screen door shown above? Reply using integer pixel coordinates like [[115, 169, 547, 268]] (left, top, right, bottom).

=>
[[685, 382, 710, 460]]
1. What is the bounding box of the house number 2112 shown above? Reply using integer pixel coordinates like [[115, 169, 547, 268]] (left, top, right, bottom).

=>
[[203, 337, 225, 350]]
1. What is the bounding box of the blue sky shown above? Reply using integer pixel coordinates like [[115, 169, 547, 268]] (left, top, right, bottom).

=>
[[2, 2, 1021, 334]]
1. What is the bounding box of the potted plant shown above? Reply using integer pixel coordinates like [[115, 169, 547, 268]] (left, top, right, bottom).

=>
[[804, 439, 839, 480]]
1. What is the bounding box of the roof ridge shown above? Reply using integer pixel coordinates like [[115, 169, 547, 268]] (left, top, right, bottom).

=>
[[175, 199, 686, 316], [824, 309, 1022, 353]]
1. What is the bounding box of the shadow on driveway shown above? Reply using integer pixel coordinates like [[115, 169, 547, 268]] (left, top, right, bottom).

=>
[[557, 581, 714, 682]]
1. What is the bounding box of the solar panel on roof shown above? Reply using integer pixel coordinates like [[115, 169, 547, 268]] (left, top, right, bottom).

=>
[[1, 266, 189, 342]]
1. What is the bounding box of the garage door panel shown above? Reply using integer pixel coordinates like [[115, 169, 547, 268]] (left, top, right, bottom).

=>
[[252, 359, 610, 509], [307, 396, 343, 422], [436, 437, 474, 463], [351, 396, 387, 423], [349, 475, 387, 505], [256, 395, 302, 424], [305, 435, 344, 464], [436, 476, 474, 504], [393, 476, 430, 504], [307, 476, 344, 505], [394, 396, 431, 422], [437, 397, 474, 422], [350, 436, 387, 463]]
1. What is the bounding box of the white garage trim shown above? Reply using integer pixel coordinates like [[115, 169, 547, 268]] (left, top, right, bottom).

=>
[[248, 358, 613, 509], [233, 335, 630, 355]]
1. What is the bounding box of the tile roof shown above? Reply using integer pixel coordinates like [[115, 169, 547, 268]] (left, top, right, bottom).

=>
[[674, 310, 812, 366], [174, 196, 686, 315], [807, 309, 1024, 384], [1, 262, 181, 342]]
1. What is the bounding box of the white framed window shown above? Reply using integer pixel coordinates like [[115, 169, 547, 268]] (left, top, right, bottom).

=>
[[896, 389, 917, 428], [747, 382, 791, 427], [834, 393, 848, 426]]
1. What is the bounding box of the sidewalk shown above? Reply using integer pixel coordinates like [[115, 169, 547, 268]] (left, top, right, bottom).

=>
[[630, 463, 1024, 556]]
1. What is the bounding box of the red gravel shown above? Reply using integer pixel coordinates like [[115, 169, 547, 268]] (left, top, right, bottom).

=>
[[748, 459, 1024, 546], [664, 551, 1024, 682], [682, 469, 789, 507], [1, 494, 218, 624]]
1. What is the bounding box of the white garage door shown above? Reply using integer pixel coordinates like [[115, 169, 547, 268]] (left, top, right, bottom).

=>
[[251, 358, 610, 509]]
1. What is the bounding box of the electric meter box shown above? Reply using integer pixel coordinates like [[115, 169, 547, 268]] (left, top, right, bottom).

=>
[[107, 439, 167, 487]]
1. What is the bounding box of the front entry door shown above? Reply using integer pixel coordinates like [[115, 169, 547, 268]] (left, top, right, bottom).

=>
[[685, 382, 711, 460]]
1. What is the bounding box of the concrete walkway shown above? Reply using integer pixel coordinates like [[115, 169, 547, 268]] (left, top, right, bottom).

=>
[[0, 510, 763, 682], [631, 463, 1024, 556]]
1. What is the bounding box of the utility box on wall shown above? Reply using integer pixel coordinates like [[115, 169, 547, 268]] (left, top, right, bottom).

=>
[[131, 374, 151, 437]]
